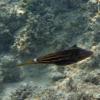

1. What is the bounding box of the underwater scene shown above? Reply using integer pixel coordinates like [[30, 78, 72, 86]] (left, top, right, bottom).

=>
[[0, 0, 100, 100]]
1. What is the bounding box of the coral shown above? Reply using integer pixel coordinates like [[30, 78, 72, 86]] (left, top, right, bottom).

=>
[[12, 28, 30, 54], [0, 1, 27, 53], [13, 0, 91, 57], [9, 84, 33, 100]]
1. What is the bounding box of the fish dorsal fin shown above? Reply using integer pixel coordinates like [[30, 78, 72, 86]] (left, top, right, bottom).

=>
[[71, 44, 77, 48]]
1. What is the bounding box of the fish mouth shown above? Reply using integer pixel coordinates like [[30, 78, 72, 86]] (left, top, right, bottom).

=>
[[84, 50, 93, 57], [79, 49, 93, 59]]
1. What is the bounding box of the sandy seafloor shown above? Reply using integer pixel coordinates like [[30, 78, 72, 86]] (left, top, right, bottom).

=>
[[0, 0, 100, 100]]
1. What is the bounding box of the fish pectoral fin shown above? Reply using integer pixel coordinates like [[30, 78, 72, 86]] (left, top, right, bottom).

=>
[[17, 59, 34, 67]]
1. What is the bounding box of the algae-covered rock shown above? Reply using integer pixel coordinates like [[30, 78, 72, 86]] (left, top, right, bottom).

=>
[[0, 0, 26, 53], [9, 84, 34, 100], [0, 55, 21, 83]]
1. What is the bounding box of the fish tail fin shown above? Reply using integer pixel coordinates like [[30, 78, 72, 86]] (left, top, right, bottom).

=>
[[17, 59, 37, 67]]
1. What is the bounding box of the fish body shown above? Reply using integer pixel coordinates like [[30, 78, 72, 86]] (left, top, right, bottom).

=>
[[18, 45, 93, 66]]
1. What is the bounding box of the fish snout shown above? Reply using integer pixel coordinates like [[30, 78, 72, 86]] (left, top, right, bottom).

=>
[[85, 50, 93, 57], [79, 49, 93, 59]]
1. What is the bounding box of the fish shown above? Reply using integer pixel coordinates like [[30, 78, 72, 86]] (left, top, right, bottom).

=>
[[18, 45, 93, 66]]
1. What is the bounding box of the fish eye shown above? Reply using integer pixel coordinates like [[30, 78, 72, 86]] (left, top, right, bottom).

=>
[[33, 58, 37, 62]]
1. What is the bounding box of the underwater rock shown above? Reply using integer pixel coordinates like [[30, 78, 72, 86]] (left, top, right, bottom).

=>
[[9, 84, 34, 100], [0, 0, 26, 53], [0, 55, 21, 83], [50, 72, 66, 81], [84, 70, 100, 85]]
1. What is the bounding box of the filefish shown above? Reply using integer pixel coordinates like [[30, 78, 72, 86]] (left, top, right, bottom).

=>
[[18, 45, 93, 66]]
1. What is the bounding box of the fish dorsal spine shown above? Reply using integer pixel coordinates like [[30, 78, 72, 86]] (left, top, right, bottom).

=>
[[71, 44, 77, 48]]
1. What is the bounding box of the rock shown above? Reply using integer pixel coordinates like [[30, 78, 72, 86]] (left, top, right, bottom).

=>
[[50, 72, 66, 81], [0, 55, 22, 83]]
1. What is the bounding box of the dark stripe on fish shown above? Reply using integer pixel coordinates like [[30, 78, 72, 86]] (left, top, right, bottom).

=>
[[37, 49, 77, 63], [17, 45, 93, 66]]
